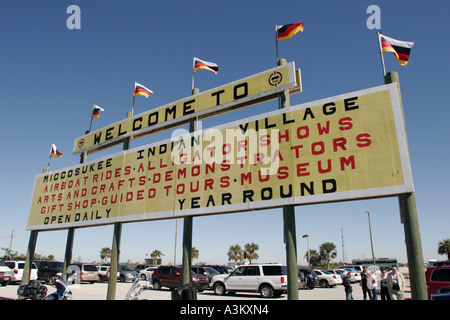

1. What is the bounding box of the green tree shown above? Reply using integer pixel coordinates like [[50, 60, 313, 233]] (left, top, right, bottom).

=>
[[228, 245, 243, 267], [151, 249, 162, 263], [304, 249, 322, 268], [438, 238, 450, 260], [100, 247, 111, 262], [244, 242, 259, 264], [319, 242, 337, 269], [191, 247, 199, 261]]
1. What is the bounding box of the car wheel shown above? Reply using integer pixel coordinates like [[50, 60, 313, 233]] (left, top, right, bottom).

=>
[[140, 274, 147, 280], [152, 280, 161, 290], [213, 282, 226, 296], [319, 279, 329, 288], [260, 284, 274, 298]]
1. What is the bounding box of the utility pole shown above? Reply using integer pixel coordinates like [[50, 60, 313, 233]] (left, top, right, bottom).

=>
[[366, 211, 376, 266], [9, 230, 15, 257]]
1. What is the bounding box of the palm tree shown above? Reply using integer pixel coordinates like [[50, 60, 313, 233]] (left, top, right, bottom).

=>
[[244, 242, 259, 264], [151, 249, 162, 264], [228, 245, 243, 267], [100, 247, 111, 263], [438, 238, 450, 260], [191, 247, 199, 261], [304, 249, 321, 268], [319, 242, 337, 269]]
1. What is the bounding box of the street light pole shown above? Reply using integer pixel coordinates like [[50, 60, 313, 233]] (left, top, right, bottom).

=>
[[302, 234, 310, 269], [366, 211, 376, 266]]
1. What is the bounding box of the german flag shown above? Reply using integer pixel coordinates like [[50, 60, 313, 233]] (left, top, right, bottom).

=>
[[193, 57, 218, 74], [380, 33, 414, 66], [134, 82, 153, 98], [50, 144, 63, 158], [92, 104, 104, 119], [276, 21, 303, 41]]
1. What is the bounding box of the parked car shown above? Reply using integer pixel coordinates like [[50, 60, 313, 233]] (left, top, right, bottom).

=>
[[338, 268, 362, 282], [68, 263, 99, 284], [203, 265, 233, 274], [0, 259, 11, 286], [314, 269, 343, 288], [35, 260, 64, 283], [298, 268, 319, 289], [5, 261, 38, 283], [119, 264, 138, 282], [191, 265, 220, 287], [425, 266, 450, 299], [338, 265, 363, 272], [211, 264, 291, 298], [139, 266, 158, 281], [135, 264, 153, 273], [152, 265, 209, 292]]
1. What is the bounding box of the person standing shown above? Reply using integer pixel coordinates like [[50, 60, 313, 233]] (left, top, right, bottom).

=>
[[368, 270, 378, 300], [387, 266, 405, 300], [360, 267, 372, 300], [343, 272, 354, 300], [378, 267, 390, 300]]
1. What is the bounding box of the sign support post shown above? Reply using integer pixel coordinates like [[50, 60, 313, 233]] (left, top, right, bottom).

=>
[[181, 88, 199, 287], [107, 111, 131, 300], [279, 58, 299, 300], [21, 230, 38, 285], [385, 71, 427, 300]]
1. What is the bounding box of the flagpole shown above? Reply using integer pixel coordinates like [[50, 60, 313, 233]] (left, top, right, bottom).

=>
[[131, 82, 136, 116], [47, 145, 52, 170], [88, 113, 93, 133], [191, 57, 195, 92], [275, 25, 279, 64], [377, 31, 387, 79]]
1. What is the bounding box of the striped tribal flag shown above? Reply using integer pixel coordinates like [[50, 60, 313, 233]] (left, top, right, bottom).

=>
[[92, 104, 104, 119], [379, 33, 414, 66], [276, 21, 303, 41], [50, 144, 63, 158], [134, 82, 153, 98], [193, 57, 218, 74]]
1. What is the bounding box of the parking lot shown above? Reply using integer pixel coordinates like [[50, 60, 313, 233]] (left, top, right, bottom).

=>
[[0, 279, 411, 300]]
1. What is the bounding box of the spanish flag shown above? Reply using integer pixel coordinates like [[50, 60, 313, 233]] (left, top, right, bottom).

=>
[[276, 21, 303, 41], [92, 104, 104, 119], [193, 57, 219, 74], [134, 82, 153, 98], [50, 144, 63, 158], [379, 33, 414, 66]]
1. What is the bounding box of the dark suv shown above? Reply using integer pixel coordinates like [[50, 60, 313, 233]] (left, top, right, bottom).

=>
[[298, 268, 319, 289], [425, 266, 450, 299], [152, 265, 208, 292], [35, 260, 64, 283]]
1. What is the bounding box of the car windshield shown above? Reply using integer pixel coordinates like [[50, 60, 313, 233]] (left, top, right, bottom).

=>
[[0, 260, 6, 267], [50, 262, 64, 270], [84, 264, 98, 272], [205, 267, 219, 275], [121, 265, 134, 271]]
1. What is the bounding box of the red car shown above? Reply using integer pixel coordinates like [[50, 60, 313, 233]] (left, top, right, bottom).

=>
[[425, 266, 450, 299], [152, 265, 209, 292]]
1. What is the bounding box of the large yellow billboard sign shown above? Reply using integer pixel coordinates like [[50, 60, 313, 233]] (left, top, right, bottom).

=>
[[73, 62, 301, 155], [29, 84, 413, 230]]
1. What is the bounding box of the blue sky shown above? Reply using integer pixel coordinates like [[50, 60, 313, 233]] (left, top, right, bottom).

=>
[[0, 0, 449, 266]]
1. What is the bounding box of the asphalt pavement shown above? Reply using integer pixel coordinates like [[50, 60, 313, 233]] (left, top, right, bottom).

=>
[[0, 279, 411, 300]]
